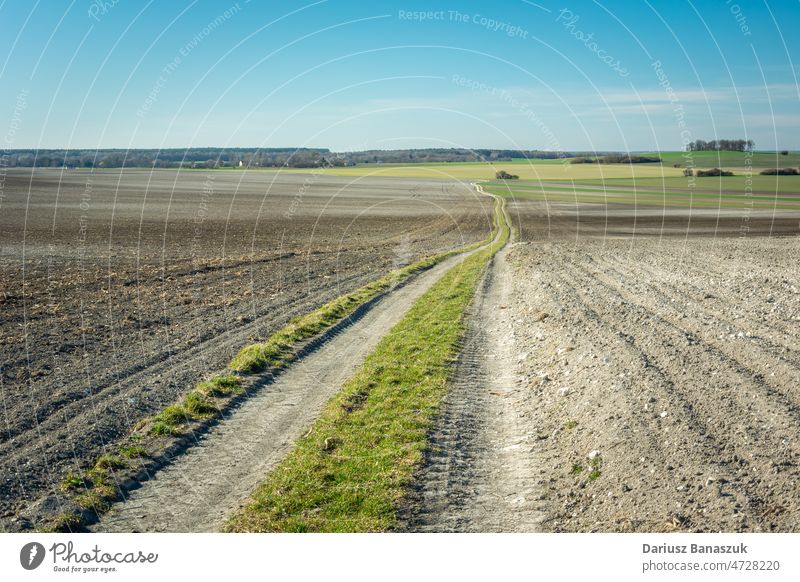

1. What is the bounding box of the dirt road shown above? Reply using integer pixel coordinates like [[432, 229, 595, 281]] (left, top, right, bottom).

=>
[[91, 241, 488, 532], [405, 232, 800, 532], [398, 215, 545, 531], [0, 170, 489, 523]]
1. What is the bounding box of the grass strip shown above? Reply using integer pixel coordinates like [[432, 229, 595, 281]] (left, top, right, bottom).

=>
[[231, 254, 455, 373], [228, 200, 500, 374], [224, 198, 508, 532]]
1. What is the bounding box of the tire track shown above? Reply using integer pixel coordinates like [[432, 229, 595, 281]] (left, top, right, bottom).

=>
[[399, 201, 545, 532]]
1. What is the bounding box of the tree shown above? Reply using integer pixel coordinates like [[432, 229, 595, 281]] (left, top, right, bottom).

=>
[[495, 170, 518, 180]]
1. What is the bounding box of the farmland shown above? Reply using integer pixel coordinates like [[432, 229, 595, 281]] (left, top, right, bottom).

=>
[[340, 156, 798, 533], [2, 153, 799, 533], [0, 169, 490, 526], [502, 237, 800, 531]]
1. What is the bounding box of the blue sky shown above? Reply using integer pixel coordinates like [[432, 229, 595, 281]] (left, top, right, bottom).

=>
[[1, 0, 798, 151]]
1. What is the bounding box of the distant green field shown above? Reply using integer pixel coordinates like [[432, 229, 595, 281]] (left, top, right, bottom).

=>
[[484, 185, 800, 210], [644, 150, 800, 169], [485, 181, 800, 200], [275, 151, 799, 181], [280, 161, 678, 181], [568, 175, 800, 194]]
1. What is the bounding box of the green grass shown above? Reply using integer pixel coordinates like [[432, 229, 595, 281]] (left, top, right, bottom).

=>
[[491, 184, 800, 201], [39, 512, 82, 533], [109, 151, 800, 181], [196, 374, 244, 397], [119, 445, 147, 459], [224, 198, 509, 532], [572, 175, 800, 194], [588, 456, 603, 481], [60, 471, 85, 491], [94, 454, 125, 470], [228, 258, 443, 373], [485, 185, 800, 210], [647, 150, 800, 169], [56, 454, 127, 522], [150, 419, 182, 436], [273, 151, 800, 180], [277, 162, 674, 181], [146, 376, 243, 436], [73, 491, 111, 513]]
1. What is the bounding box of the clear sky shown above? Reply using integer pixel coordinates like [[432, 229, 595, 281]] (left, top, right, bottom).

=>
[[1, 0, 798, 151]]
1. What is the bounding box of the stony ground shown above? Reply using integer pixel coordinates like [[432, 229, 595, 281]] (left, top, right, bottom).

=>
[[506, 237, 800, 532]]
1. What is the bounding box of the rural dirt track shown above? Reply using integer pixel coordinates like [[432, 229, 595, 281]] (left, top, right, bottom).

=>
[[0, 169, 489, 524], [91, 246, 485, 532], [402, 200, 800, 532], [398, 211, 545, 532]]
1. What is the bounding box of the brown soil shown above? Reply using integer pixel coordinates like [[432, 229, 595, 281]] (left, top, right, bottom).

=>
[[0, 169, 489, 525], [508, 199, 800, 239]]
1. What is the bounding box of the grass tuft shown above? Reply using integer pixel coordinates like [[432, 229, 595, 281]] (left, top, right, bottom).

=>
[[150, 420, 181, 436], [153, 404, 190, 426], [184, 392, 219, 418], [196, 374, 243, 397], [94, 454, 126, 471], [41, 512, 82, 533], [119, 445, 147, 459], [60, 471, 85, 491], [74, 491, 110, 513], [588, 455, 603, 481]]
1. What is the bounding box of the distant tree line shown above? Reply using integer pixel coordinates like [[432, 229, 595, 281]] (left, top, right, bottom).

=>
[[2, 147, 577, 168], [570, 154, 662, 164], [10, 145, 780, 168], [693, 168, 734, 177], [0, 148, 333, 169], [760, 167, 799, 175], [685, 139, 754, 152], [340, 148, 572, 164]]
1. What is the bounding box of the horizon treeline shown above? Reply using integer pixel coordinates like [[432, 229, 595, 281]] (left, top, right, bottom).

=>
[[0, 142, 770, 168], [0, 147, 573, 168], [685, 139, 754, 152]]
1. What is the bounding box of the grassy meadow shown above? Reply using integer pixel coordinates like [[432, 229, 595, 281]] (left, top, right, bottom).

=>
[[277, 151, 800, 208]]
